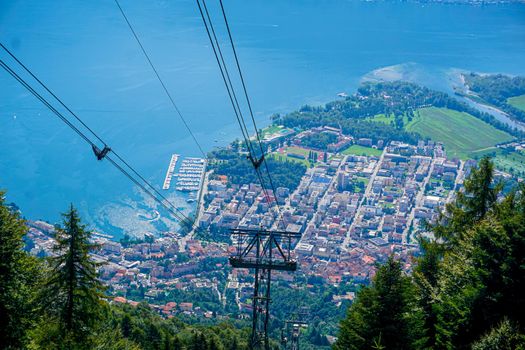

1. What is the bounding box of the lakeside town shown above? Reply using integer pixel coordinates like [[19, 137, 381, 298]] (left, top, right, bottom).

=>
[[21, 123, 499, 322]]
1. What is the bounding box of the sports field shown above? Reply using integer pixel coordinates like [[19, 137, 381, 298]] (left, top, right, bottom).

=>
[[261, 125, 284, 137], [406, 107, 513, 159], [270, 146, 323, 167], [508, 94, 525, 112], [342, 145, 382, 157]]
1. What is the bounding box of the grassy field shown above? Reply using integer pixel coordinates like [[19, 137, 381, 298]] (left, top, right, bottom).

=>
[[493, 151, 525, 176], [270, 146, 323, 167], [406, 107, 513, 159], [470, 147, 525, 177], [286, 146, 310, 156], [342, 144, 382, 157], [261, 125, 284, 137], [367, 113, 409, 125], [269, 153, 309, 166], [508, 94, 525, 112]]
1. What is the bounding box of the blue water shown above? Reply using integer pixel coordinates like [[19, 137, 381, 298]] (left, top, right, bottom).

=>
[[1, 0, 525, 237]]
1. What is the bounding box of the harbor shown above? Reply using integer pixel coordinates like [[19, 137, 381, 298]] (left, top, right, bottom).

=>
[[162, 154, 179, 190], [174, 157, 206, 193]]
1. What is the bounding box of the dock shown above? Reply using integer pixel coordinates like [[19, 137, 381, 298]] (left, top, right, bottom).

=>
[[175, 157, 206, 192], [162, 154, 179, 190]]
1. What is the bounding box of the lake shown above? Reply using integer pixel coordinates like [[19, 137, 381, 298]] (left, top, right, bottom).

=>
[[1, 0, 524, 237]]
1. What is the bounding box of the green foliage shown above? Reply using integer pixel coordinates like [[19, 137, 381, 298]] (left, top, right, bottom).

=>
[[300, 132, 338, 150], [435, 157, 501, 244], [109, 303, 250, 350], [464, 73, 525, 123], [405, 107, 513, 159], [280, 81, 522, 146], [0, 190, 42, 349], [422, 158, 525, 348], [34, 205, 107, 347], [471, 319, 525, 350], [0, 197, 253, 349], [334, 256, 420, 350], [336, 158, 525, 350], [209, 148, 306, 191]]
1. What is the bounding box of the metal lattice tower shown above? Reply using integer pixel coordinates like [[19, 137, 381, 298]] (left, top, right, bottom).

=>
[[229, 228, 301, 350], [281, 308, 310, 350]]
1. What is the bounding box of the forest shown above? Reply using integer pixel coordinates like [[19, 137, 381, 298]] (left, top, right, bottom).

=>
[[0, 197, 262, 350], [300, 132, 338, 150], [207, 148, 307, 192], [464, 72, 525, 123]]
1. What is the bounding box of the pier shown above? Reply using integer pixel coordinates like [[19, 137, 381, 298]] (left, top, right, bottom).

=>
[[162, 154, 179, 190]]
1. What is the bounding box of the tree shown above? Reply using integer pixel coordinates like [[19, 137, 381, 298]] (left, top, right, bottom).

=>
[[35, 205, 106, 347], [428, 159, 525, 348], [334, 256, 420, 350], [471, 319, 525, 350], [434, 157, 501, 245], [412, 237, 443, 350], [0, 190, 41, 349]]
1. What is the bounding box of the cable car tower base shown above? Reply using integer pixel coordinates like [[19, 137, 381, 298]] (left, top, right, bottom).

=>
[[229, 228, 300, 350]]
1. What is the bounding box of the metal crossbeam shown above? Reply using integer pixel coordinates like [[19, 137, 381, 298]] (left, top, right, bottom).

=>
[[281, 308, 310, 350], [229, 228, 300, 350]]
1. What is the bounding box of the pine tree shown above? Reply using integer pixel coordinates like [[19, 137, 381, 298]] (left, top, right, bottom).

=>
[[172, 336, 183, 350], [334, 256, 420, 350], [36, 204, 106, 347], [436, 157, 501, 244], [0, 191, 41, 349], [121, 313, 133, 338], [471, 319, 525, 350], [458, 157, 500, 220], [429, 159, 525, 348], [412, 238, 442, 350]]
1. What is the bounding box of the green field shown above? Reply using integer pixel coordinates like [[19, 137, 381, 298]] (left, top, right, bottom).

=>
[[270, 146, 323, 167], [493, 151, 525, 176], [406, 107, 513, 159], [367, 113, 409, 125], [470, 147, 525, 177], [261, 124, 284, 137], [270, 153, 309, 166], [342, 145, 382, 157], [367, 113, 393, 124], [508, 94, 525, 112], [286, 146, 310, 156]]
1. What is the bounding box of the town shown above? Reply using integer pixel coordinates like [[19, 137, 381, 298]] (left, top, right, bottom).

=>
[[23, 125, 481, 322]]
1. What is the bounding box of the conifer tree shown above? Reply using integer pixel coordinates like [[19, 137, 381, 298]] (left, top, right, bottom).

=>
[[0, 191, 40, 349], [334, 256, 420, 350], [36, 204, 105, 347], [435, 156, 501, 244]]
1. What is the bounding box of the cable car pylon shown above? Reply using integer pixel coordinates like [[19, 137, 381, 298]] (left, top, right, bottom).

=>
[[229, 228, 301, 350]]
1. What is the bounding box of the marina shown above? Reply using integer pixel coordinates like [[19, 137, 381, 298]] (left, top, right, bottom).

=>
[[162, 154, 179, 190], [174, 157, 206, 192]]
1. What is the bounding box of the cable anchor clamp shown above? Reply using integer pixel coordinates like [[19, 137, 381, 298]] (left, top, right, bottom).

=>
[[92, 144, 111, 161], [248, 154, 265, 170]]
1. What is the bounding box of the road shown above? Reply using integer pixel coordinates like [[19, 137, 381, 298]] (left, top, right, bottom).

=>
[[446, 160, 465, 203], [402, 158, 435, 244], [307, 155, 347, 241], [180, 169, 211, 252], [342, 149, 386, 250]]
